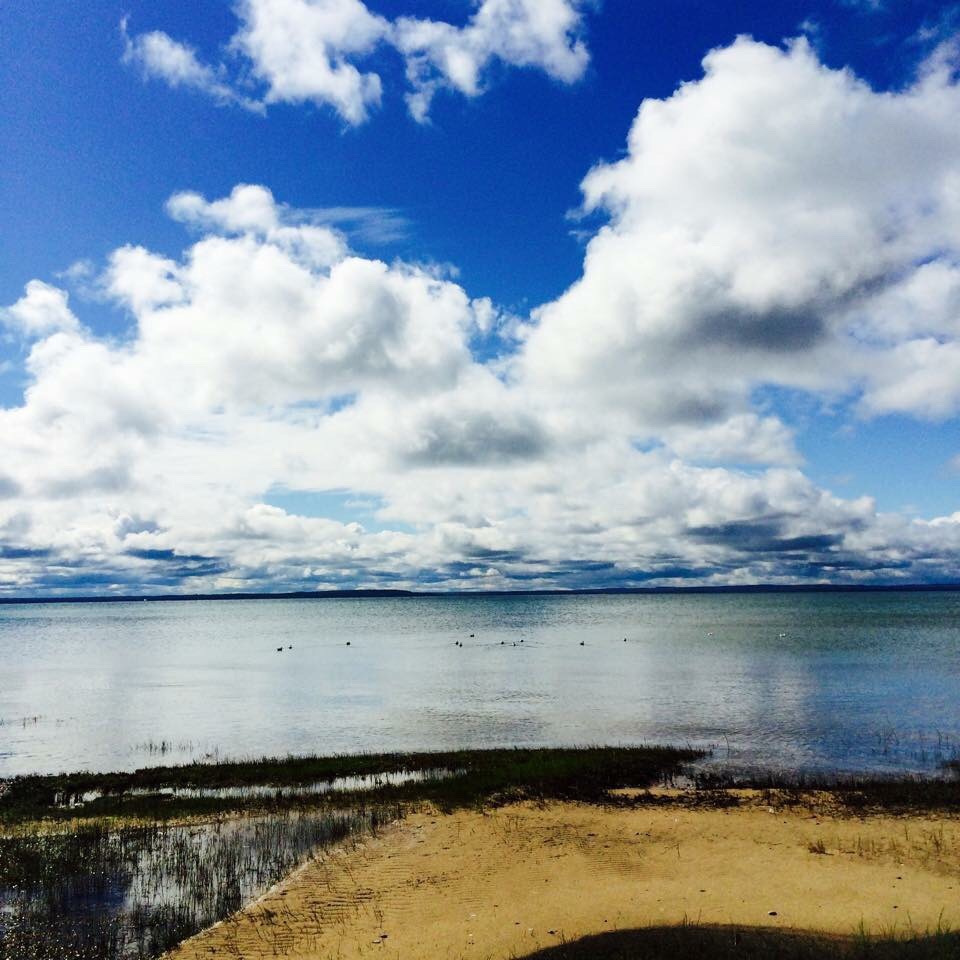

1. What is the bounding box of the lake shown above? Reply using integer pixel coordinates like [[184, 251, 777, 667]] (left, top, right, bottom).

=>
[[2, 591, 959, 777]]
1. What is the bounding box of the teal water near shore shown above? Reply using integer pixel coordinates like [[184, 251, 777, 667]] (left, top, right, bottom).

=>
[[2, 592, 959, 777]]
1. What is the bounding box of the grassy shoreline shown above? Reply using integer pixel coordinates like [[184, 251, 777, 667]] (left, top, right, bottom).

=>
[[2, 747, 959, 960], [0, 745, 704, 827], [0, 746, 702, 960], [4, 746, 959, 828]]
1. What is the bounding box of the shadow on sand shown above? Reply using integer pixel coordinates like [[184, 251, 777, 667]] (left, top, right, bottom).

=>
[[515, 925, 960, 959]]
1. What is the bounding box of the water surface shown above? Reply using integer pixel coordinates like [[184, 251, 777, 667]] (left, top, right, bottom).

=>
[[2, 592, 959, 776]]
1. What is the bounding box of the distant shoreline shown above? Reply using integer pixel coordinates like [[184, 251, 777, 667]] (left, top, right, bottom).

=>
[[2, 582, 960, 604]]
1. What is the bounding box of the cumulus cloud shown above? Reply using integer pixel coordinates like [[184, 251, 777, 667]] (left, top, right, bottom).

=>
[[121, 0, 591, 123], [858, 339, 960, 419], [101, 186, 478, 414], [167, 183, 283, 234], [661, 414, 800, 466], [231, 0, 388, 124], [105, 247, 185, 315], [520, 35, 960, 429], [393, 0, 589, 121], [165, 184, 349, 268], [0, 189, 472, 593], [403, 409, 548, 466], [120, 18, 263, 113], [1, 281, 80, 338], [7, 35, 960, 594]]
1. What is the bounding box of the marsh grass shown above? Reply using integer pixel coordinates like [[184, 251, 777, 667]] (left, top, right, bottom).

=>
[[0, 745, 704, 826], [869, 729, 960, 769], [0, 747, 701, 960], [688, 768, 960, 813], [0, 805, 397, 960], [8, 746, 955, 959]]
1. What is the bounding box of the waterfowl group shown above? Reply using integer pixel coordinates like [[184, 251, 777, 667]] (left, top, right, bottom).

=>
[[277, 633, 648, 654]]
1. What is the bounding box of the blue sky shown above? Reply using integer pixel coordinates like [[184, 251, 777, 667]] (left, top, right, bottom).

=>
[[4, 1, 954, 315], [1, 0, 959, 594]]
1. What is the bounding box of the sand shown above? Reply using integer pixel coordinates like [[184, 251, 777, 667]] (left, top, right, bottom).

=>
[[168, 797, 960, 959]]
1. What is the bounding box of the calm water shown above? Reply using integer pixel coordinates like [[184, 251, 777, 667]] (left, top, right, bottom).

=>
[[1, 592, 959, 777]]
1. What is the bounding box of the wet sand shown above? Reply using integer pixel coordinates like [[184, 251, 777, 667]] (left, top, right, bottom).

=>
[[168, 797, 960, 959]]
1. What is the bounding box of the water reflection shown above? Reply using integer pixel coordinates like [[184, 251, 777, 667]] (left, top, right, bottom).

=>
[[0, 808, 389, 960], [57, 767, 463, 808], [2, 592, 959, 776]]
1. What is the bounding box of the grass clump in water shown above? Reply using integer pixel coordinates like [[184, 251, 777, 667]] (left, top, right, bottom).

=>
[[689, 768, 960, 814], [0, 805, 396, 960], [0, 745, 705, 825]]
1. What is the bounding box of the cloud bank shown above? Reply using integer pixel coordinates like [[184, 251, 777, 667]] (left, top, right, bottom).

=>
[[4, 37, 960, 594]]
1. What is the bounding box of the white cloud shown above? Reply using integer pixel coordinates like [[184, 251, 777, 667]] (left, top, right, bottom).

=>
[[301, 206, 411, 245], [120, 19, 263, 113], [8, 36, 960, 593], [1, 281, 80, 337], [847, 260, 960, 343], [661, 414, 800, 466], [99, 191, 475, 415], [165, 184, 348, 268], [105, 247, 185, 315], [121, 0, 591, 124], [858, 339, 960, 419], [168, 183, 281, 234], [519, 35, 960, 431], [393, 0, 589, 121], [231, 0, 388, 124], [0, 188, 486, 590]]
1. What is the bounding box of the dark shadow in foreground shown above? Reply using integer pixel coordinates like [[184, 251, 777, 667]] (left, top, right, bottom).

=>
[[515, 925, 960, 960]]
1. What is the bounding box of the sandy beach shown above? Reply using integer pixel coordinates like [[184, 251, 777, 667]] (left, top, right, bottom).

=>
[[167, 795, 960, 959]]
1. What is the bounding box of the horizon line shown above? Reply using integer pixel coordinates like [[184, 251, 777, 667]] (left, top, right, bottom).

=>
[[2, 583, 960, 604]]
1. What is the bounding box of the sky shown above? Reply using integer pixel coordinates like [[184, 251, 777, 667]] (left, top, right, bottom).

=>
[[1, 0, 960, 595]]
